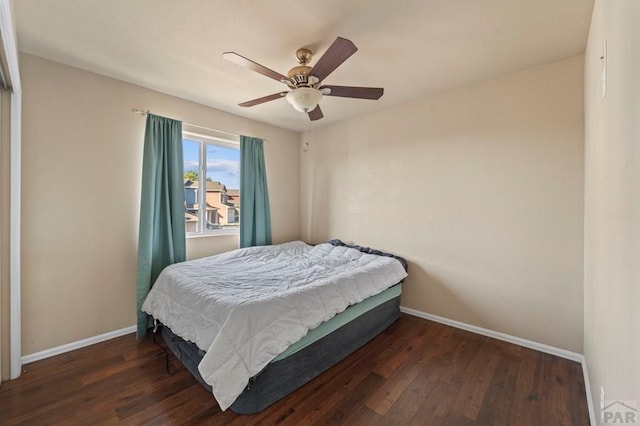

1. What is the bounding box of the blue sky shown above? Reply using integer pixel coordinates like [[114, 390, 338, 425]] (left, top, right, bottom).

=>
[[183, 138, 240, 189]]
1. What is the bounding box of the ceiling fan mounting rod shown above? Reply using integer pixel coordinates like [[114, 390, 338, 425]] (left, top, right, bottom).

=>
[[295, 48, 313, 65]]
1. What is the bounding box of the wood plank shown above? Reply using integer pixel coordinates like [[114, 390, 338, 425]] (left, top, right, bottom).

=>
[[380, 365, 441, 425], [509, 348, 544, 425], [409, 379, 462, 425], [364, 323, 444, 416], [341, 405, 382, 426], [325, 372, 386, 425], [372, 319, 431, 378], [365, 362, 423, 416], [474, 351, 520, 425]]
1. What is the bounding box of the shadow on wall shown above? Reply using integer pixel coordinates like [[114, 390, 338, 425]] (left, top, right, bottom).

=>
[[400, 260, 483, 326], [302, 148, 331, 243]]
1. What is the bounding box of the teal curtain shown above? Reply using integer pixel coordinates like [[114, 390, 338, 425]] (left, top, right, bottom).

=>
[[240, 136, 272, 248], [136, 114, 186, 338]]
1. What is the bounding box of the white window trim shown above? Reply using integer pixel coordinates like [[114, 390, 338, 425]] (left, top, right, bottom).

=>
[[183, 130, 240, 237]]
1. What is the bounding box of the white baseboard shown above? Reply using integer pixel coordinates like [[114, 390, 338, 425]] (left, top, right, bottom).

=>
[[21, 325, 136, 365], [581, 357, 597, 426], [399, 306, 582, 362]]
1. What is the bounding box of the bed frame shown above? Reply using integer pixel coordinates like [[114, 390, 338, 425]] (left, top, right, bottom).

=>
[[161, 291, 401, 414]]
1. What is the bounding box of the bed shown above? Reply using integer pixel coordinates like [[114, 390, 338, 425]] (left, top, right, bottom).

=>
[[142, 239, 408, 414]]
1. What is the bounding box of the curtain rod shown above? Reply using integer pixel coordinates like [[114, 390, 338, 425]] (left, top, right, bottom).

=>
[[131, 108, 268, 142]]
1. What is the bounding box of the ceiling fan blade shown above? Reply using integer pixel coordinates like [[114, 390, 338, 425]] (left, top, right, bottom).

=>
[[307, 105, 324, 121], [309, 37, 358, 83], [239, 92, 288, 107], [223, 52, 289, 83], [320, 85, 384, 100]]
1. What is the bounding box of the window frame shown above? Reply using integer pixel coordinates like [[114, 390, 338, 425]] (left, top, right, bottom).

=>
[[183, 129, 240, 238]]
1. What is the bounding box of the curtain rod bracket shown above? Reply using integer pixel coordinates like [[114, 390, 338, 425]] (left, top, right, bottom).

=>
[[131, 108, 149, 116]]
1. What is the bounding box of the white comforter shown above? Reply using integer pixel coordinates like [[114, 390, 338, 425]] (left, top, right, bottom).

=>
[[141, 241, 407, 410]]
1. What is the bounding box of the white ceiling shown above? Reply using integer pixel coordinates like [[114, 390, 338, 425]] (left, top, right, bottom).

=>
[[14, 0, 594, 132]]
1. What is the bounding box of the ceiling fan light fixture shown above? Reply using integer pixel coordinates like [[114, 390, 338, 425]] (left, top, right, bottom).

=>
[[286, 87, 323, 113]]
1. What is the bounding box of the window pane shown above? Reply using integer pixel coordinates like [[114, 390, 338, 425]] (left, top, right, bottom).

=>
[[183, 139, 200, 233], [204, 143, 240, 235], [183, 135, 240, 237]]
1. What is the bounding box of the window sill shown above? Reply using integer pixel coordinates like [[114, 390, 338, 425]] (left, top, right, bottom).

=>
[[186, 232, 239, 240]]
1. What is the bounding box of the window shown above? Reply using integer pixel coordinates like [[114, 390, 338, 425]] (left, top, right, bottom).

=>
[[183, 129, 240, 236]]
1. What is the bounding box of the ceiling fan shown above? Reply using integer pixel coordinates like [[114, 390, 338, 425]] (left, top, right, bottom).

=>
[[223, 37, 383, 121]]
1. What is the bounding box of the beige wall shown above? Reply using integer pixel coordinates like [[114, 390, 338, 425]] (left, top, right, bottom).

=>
[[301, 56, 585, 352], [584, 0, 640, 415], [19, 53, 300, 355]]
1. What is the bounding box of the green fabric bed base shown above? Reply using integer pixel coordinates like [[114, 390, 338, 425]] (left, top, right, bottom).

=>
[[273, 283, 402, 361]]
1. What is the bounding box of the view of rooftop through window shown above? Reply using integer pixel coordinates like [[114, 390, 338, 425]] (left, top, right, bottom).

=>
[[183, 136, 240, 235]]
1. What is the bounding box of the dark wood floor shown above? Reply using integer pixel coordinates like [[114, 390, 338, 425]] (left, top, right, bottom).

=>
[[0, 314, 589, 425]]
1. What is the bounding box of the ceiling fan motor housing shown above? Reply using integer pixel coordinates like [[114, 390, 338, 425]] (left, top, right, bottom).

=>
[[286, 48, 317, 88], [287, 65, 312, 87]]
